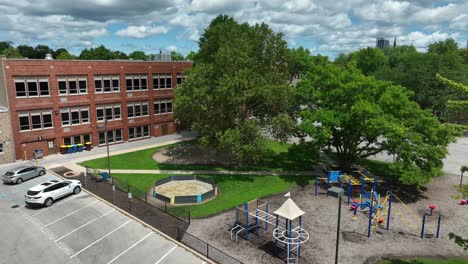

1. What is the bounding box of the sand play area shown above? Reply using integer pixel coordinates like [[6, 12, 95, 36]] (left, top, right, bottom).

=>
[[155, 179, 214, 197]]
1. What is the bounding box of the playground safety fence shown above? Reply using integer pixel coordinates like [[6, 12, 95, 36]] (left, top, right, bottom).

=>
[[180, 231, 245, 264]]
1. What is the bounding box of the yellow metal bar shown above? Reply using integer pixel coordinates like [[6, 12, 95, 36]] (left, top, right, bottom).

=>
[[392, 194, 422, 222]]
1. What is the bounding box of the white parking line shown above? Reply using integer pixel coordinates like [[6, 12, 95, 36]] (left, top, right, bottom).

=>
[[54, 209, 115, 242], [106, 232, 153, 264], [154, 245, 177, 264], [29, 193, 85, 217], [70, 219, 132, 259], [41, 200, 99, 229]]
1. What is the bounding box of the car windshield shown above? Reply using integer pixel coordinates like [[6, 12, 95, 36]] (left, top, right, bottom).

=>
[[27, 190, 40, 196], [5, 172, 14, 176]]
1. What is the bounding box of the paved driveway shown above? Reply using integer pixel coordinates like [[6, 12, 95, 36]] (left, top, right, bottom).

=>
[[0, 167, 207, 264]]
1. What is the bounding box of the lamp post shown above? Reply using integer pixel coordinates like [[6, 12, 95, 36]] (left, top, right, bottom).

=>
[[328, 187, 344, 264], [97, 118, 111, 182]]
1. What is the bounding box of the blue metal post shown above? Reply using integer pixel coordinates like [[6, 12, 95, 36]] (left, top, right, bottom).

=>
[[265, 203, 269, 230], [421, 214, 426, 239], [347, 179, 352, 205], [153, 188, 156, 198], [368, 193, 374, 237], [298, 216, 302, 257], [436, 215, 441, 238], [386, 191, 392, 230], [360, 177, 365, 194], [373, 176, 377, 193], [274, 215, 279, 257], [315, 176, 318, 196], [244, 202, 249, 240]]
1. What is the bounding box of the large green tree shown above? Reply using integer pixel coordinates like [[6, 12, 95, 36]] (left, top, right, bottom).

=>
[[175, 15, 295, 165], [351, 47, 388, 76], [297, 62, 456, 185], [79, 45, 127, 60], [129, 51, 148, 60]]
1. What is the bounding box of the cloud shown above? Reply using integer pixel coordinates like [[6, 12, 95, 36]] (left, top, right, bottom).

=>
[[116, 25, 168, 38]]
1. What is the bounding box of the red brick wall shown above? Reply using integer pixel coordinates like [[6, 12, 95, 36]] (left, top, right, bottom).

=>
[[3, 59, 191, 160]]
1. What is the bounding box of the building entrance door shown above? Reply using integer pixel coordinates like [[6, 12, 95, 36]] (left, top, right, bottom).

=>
[[48, 140, 57, 154], [162, 124, 169, 135]]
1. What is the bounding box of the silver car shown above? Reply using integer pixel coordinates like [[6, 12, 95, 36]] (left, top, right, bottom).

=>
[[2, 166, 46, 184]]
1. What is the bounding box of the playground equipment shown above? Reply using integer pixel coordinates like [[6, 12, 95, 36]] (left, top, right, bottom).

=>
[[230, 198, 309, 264], [460, 198, 467, 205], [350, 190, 442, 239], [314, 172, 387, 199]]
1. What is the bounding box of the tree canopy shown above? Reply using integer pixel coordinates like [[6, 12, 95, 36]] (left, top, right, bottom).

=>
[[174, 15, 295, 165], [297, 62, 456, 185]]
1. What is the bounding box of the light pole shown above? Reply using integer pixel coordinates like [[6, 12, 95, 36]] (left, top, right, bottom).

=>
[[328, 187, 344, 264], [460, 166, 468, 188], [97, 118, 111, 182]]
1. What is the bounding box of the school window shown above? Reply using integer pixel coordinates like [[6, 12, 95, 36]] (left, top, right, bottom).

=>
[[176, 74, 183, 85], [94, 75, 120, 93], [60, 107, 90, 126], [98, 129, 123, 145], [128, 125, 150, 140], [14, 77, 50, 98], [125, 75, 148, 91], [57, 76, 87, 95], [96, 104, 121, 122], [127, 101, 149, 118], [63, 134, 91, 145], [18, 111, 53, 131], [154, 99, 173, 115], [153, 74, 172, 89]]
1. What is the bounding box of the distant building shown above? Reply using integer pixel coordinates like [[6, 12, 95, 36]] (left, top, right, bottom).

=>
[[376, 38, 390, 50], [150, 52, 172, 62]]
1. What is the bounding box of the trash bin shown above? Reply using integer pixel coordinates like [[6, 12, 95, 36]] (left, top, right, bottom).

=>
[[34, 149, 43, 159], [60, 145, 67, 155], [85, 142, 92, 151], [101, 172, 108, 181], [67, 145, 73, 154], [71, 144, 78, 153], [77, 143, 84, 152]]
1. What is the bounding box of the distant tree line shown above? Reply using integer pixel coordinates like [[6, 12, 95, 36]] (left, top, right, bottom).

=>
[[0, 41, 187, 61]]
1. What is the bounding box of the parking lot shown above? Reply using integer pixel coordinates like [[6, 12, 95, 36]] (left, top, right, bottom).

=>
[[0, 165, 208, 264]]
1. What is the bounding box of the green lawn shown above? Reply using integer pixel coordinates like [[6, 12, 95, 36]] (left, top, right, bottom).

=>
[[81, 139, 317, 171], [110, 173, 312, 218], [379, 258, 468, 264]]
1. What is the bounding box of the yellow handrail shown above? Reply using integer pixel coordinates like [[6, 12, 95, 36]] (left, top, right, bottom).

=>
[[392, 194, 422, 223]]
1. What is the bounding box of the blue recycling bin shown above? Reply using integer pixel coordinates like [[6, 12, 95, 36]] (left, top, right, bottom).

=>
[[71, 144, 78, 153], [101, 172, 108, 181], [77, 144, 84, 152]]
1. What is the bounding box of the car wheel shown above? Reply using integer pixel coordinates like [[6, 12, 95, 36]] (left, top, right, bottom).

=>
[[39, 170, 46, 176], [73, 186, 81, 194], [16, 178, 23, 184], [44, 198, 53, 207]]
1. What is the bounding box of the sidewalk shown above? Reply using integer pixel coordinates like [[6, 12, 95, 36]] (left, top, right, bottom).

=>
[[89, 169, 317, 176], [40, 131, 198, 171]]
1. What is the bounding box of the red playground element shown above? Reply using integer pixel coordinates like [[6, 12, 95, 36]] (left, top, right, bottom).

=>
[[378, 217, 384, 224], [429, 204, 436, 210], [460, 199, 467, 205], [353, 189, 360, 194]]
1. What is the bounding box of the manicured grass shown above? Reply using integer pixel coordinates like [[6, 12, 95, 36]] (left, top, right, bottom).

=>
[[110, 173, 312, 218], [379, 258, 468, 264], [81, 139, 317, 171]]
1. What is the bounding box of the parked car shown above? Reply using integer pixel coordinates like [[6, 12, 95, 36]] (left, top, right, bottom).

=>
[[2, 166, 46, 184], [25, 179, 82, 207]]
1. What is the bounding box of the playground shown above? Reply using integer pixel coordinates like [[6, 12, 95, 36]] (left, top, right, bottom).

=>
[[186, 171, 468, 263]]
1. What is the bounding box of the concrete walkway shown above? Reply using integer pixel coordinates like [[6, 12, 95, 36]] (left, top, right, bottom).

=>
[[89, 169, 317, 176]]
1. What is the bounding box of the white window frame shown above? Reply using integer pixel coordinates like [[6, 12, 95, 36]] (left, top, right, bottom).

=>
[[60, 107, 90, 127], [127, 101, 149, 118], [94, 75, 120, 93], [18, 110, 54, 132], [57, 76, 88, 95], [154, 99, 173, 115], [153, 74, 173, 90], [63, 134, 91, 145], [126, 75, 148, 92], [14, 77, 50, 98], [128, 125, 150, 141], [98, 129, 123, 146], [96, 104, 121, 122]]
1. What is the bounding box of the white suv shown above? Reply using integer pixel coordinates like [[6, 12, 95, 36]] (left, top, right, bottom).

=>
[[25, 179, 82, 207]]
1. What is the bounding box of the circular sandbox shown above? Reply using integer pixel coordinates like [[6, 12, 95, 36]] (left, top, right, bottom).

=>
[[153, 175, 217, 205]]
